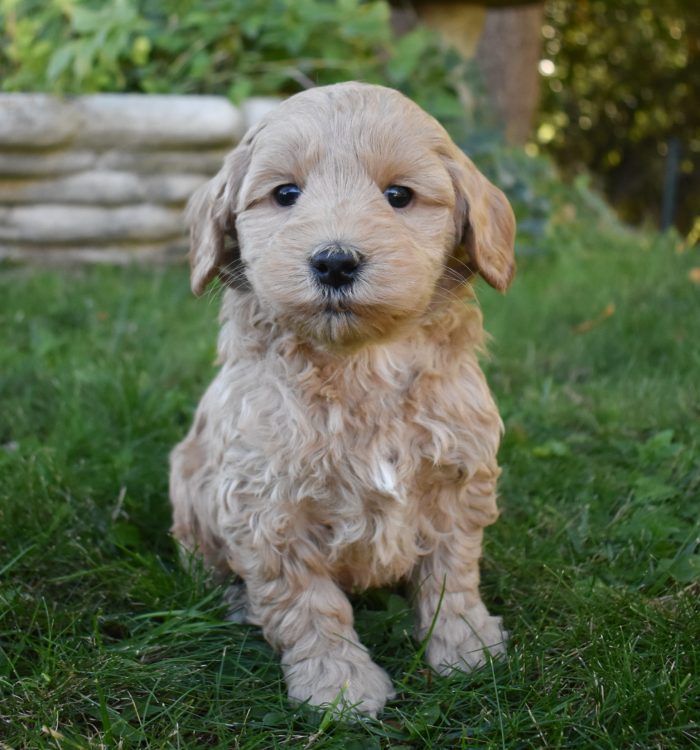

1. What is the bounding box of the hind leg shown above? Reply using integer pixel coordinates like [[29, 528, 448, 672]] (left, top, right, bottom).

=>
[[169, 434, 230, 581], [223, 580, 256, 623]]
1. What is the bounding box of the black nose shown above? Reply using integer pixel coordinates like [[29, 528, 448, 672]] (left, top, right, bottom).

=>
[[310, 247, 361, 289]]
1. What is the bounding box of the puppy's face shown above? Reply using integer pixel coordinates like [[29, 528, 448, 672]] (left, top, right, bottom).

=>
[[188, 83, 515, 349]]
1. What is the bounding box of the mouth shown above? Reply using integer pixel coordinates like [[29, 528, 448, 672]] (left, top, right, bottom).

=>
[[300, 292, 363, 348], [319, 288, 355, 316], [325, 309, 353, 324], [297, 289, 410, 349], [323, 302, 353, 318]]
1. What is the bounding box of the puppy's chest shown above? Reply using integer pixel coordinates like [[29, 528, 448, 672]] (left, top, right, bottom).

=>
[[228, 346, 478, 506], [299, 379, 417, 502], [300, 385, 428, 583], [222, 347, 488, 583]]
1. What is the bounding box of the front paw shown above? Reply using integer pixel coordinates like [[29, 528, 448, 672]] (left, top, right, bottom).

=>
[[425, 603, 508, 675], [283, 646, 395, 717]]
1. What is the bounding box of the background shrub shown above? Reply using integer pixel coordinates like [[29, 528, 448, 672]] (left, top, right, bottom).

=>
[[0, 0, 466, 120], [538, 0, 699, 235]]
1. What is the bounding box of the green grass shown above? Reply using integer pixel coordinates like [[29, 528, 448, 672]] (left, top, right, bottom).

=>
[[1, 217, 699, 748]]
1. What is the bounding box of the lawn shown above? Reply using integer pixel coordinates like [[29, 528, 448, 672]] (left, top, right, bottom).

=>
[[1, 208, 699, 748]]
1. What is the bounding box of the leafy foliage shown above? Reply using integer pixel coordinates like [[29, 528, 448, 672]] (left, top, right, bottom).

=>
[[538, 0, 700, 236], [0, 0, 465, 121]]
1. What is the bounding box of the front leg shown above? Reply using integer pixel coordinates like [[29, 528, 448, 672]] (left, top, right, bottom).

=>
[[413, 468, 507, 674], [234, 533, 394, 716]]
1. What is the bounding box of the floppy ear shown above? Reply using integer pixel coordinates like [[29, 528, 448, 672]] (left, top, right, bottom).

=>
[[444, 147, 516, 292], [186, 137, 254, 296]]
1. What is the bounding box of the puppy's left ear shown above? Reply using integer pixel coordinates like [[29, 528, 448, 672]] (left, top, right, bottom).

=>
[[445, 147, 516, 292]]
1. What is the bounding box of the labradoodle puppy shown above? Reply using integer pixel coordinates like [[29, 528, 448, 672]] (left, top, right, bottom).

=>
[[170, 82, 515, 715]]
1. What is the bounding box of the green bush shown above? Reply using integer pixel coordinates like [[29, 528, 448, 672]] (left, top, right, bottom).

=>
[[0, 0, 466, 120], [538, 0, 699, 236]]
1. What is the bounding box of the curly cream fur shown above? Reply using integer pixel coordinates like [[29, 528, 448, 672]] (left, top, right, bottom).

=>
[[170, 82, 515, 715]]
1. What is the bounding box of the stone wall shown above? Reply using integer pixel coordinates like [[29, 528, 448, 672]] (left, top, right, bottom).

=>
[[0, 94, 279, 264]]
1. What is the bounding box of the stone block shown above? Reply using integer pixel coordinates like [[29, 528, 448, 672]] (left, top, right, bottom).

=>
[[0, 94, 79, 147], [0, 240, 187, 265], [0, 204, 184, 243], [0, 149, 97, 176], [0, 146, 230, 178], [97, 148, 230, 174], [0, 171, 208, 205], [73, 95, 245, 147]]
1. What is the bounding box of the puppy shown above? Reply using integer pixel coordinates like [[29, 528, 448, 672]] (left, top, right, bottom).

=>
[[170, 82, 515, 716]]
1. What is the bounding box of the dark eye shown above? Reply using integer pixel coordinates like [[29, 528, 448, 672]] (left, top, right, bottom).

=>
[[273, 184, 302, 206], [383, 185, 413, 208]]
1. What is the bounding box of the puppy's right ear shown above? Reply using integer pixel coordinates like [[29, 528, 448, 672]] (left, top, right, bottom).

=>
[[187, 137, 254, 296]]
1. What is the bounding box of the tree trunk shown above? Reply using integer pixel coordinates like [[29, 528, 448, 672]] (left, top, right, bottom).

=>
[[476, 3, 544, 145]]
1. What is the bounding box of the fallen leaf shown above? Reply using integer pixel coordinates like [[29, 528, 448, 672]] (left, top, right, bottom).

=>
[[574, 303, 616, 333], [688, 267, 700, 284]]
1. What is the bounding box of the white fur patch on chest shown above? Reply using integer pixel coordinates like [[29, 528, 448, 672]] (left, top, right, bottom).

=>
[[372, 459, 400, 499]]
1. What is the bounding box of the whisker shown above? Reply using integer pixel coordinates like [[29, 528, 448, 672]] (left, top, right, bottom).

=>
[[446, 255, 477, 277], [441, 268, 470, 284]]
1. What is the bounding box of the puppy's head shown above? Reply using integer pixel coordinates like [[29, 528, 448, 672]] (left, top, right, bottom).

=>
[[188, 82, 515, 348]]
